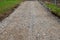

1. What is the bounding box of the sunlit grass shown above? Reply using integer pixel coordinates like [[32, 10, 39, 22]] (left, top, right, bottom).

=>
[[0, 0, 23, 14]]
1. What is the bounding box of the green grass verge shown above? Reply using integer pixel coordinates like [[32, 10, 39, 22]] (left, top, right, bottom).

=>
[[45, 3, 60, 17], [0, 0, 23, 14]]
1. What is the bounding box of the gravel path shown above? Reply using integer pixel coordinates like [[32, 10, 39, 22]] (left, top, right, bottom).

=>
[[0, 1, 60, 40]]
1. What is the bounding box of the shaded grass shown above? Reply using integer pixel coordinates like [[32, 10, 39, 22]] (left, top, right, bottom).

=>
[[45, 3, 60, 17]]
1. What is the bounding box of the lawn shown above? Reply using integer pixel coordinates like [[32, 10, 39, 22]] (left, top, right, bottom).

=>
[[0, 0, 23, 21], [0, 0, 23, 14], [45, 3, 60, 17]]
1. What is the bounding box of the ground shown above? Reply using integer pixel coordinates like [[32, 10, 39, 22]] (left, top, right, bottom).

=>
[[0, 0, 22, 21], [0, 1, 60, 40]]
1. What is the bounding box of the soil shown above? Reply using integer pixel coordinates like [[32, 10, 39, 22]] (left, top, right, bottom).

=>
[[0, 4, 19, 21], [51, 11, 60, 18]]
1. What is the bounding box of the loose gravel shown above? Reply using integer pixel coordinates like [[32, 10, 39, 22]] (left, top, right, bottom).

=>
[[0, 1, 60, 40]]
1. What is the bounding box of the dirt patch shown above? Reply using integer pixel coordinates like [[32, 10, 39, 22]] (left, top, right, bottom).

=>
[[51, 11, 60, 18], [0, 4, 19, 21]]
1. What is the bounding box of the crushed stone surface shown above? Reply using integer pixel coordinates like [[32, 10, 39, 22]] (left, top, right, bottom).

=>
[[0, 1, 60, 40]]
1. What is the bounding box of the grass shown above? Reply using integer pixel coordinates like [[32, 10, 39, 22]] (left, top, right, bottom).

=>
[[45, 3, 60, 17], [0, 0, 23, 14], [0, 0, 23, 21]]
